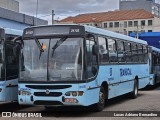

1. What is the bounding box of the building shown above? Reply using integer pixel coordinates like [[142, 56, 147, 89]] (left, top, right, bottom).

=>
[[0, 0, 19, 12], [60, 9, 160, 35], [119, 0, 160, 16], [0, 0, 48, 30]]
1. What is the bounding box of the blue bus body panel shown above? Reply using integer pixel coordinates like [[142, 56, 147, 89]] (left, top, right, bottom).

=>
[[0, 79, 18, 102], [18, 63, 150, 106], [0, 81, 6, 101], [18, 83, 96, 106], [4, 28, 22, 36]]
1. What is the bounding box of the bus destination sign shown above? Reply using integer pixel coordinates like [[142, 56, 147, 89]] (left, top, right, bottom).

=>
[[23, 25, 85, 38]]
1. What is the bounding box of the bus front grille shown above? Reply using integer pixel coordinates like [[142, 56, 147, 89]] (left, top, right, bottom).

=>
[[34, 100, 63, 105], [34, 92, 62, 97], [26, 85, 72, 89]]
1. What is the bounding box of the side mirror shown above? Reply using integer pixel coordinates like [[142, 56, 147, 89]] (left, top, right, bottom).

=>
[[13, 36, 24, 48], [92, 45, 99, 56]]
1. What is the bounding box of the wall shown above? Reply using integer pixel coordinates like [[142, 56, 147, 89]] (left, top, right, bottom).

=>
[[120, 0, 152, 12], [0, 18, 29, 30], [0, 0, 19, 12]]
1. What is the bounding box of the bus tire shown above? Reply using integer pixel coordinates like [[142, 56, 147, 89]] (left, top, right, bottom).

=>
[[93, 86, 106, 112], [44, 106, 57, 111], [130, 79, 138, 99]]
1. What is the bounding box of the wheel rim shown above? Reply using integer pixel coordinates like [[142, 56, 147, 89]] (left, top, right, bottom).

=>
[[135, 83, 138, 96], [99, 91, 105, 105]]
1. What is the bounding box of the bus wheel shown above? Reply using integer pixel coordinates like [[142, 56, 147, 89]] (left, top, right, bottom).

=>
[[44, 106, 57, 111], [130, 79, 138, 99], [93, 86, 106, 112]]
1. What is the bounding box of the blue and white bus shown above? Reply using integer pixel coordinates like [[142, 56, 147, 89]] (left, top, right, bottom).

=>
[[0, 28, 22, 103], [148, 46, 160, 85], [17, 25, 150, 111]]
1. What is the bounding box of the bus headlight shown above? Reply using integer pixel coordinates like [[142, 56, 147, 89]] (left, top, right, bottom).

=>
[[72, 91, 77, 96], [65, 91, 84, 96], [19, 90, 31, 96]]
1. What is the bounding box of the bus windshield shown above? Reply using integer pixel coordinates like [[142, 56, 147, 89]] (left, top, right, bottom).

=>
[[20, 37, 83, 82]]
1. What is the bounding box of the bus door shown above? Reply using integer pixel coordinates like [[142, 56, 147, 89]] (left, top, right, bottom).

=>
[[154, 52, 160, 83], [117, 41, 132, 95], [107, 38, 120, 97], [4, 42, 19, 101], [84, 35, 99, 103], [0, 43, 6, 101]]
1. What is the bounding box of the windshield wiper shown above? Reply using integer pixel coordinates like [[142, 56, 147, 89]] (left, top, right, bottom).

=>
[[35, 39, 44, 59], [51, 37, 67, 58]]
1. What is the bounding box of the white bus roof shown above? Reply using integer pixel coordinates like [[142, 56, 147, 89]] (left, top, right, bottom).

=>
[[3, 28, 22, 36], [24, 24, 147, 45], [84, 25, 147, 45], [150, 46, 160, 53]]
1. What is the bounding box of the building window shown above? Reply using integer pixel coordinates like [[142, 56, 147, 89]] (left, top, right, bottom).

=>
[[148, 20, 152, 26], [104, 23, 107, 28], [128, 21, 133, 27], [134, 21, 138, 27], [114, 22, 119, 28], [109, 22, 113, 28], [141, 20, 145, 26], [124, 21, 127, 28], [148, 30, 152, 32], [94, 24, 98, 27], [141, 30, 145, 33]]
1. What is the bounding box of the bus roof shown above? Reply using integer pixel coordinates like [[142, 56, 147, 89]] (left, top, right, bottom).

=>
[[84, 25, 147, 45], [4, 28, 22, 36], [150, 46, 160, 53], [24, 24, 147, 45]]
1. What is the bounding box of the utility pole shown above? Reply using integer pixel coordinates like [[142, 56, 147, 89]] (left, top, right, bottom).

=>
[[36, 0, 39, 25], [52, 10, 55, 24]]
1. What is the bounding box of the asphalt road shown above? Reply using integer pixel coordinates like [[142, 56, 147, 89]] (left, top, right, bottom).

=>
[[0, 84, 160, 120]]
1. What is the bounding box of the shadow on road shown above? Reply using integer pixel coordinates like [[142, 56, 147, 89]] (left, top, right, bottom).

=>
[[140, 83, 160, 91], [0, 102, 31, 112], [39, 93, 145, 117]]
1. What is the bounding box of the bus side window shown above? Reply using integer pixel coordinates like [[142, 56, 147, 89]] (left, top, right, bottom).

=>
[[117, 40, 125, 63], [131, 43, 138, 63], [85, 36, 98, 79], [143, 46, 148, 63], [124, 42, 132, 63], [138, 44, 143, 63], [98, 37, 108, 64], [108, 39, 118, 63]]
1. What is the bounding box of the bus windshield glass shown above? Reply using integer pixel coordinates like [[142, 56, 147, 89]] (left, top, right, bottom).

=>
[[20, 37, 83, 82]]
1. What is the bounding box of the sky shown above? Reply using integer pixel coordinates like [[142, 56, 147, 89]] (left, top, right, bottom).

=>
[[16, 0, 160, 24], [16, 0, 119, 23]]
